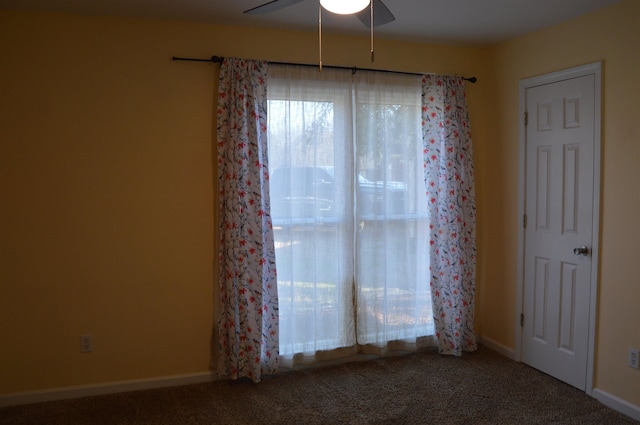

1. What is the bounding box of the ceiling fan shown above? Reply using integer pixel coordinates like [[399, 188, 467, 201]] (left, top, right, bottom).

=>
[[244, 0, 396, 28]]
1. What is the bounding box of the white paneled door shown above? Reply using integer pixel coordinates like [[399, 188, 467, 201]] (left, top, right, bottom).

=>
[[520, 65, 600, 391]]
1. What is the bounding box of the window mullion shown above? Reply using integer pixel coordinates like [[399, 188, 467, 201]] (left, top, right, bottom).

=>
[[350, 77, 360, 344]]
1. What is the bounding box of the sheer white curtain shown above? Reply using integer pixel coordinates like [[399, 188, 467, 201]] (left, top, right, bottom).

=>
[[354, 71, 434, 353], [267, 65, 434, 367], [268, 66, 356, 365]]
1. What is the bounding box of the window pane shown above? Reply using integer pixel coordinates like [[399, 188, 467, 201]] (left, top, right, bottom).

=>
[[268, 66, 356, 357], [267, 66, 433, 360], [354, 72, 433, 345]]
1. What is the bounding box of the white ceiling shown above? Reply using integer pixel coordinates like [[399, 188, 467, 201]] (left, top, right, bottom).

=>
[[0, 0, 623, 46]]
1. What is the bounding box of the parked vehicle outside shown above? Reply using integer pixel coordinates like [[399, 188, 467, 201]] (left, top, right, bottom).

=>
[[269, 166, 407, 224]]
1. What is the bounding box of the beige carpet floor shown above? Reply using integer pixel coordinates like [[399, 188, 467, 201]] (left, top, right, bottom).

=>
[[1, 345, 637, 424]]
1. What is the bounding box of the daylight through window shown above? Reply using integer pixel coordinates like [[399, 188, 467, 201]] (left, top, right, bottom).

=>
[[267, 65, 433, 363]]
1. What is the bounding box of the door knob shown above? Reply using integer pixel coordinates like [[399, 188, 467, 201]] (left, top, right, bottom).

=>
[[573, 245, 589, 256]]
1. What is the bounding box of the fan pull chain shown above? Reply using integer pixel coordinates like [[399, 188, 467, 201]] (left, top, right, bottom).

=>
[[370, 0, 374, 62], [318, 3, 323, 71]]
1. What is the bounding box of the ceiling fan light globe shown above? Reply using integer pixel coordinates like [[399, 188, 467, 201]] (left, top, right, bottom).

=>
[[320, 0, 370, 15]]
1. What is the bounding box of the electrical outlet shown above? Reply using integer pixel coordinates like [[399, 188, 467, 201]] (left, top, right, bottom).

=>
[[629, 348, 639, 369], [80, 335, 93, 353]]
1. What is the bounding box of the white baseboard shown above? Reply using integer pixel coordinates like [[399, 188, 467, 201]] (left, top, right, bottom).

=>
[[593, 388, 640, 421], [0, 371, 214, 408], [477, 335, 516, 360]]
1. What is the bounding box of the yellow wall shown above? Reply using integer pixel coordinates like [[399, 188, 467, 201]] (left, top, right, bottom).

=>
[[482, 0, 640, 406], [0, 12, 220, 393], [0, 10, 487, 394]]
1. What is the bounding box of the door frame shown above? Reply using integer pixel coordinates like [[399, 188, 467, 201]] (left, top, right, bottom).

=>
[[515, 62, 602, 395]]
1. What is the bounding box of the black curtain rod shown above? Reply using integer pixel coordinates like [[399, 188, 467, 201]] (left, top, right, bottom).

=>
[[172, 55, 477, 83]]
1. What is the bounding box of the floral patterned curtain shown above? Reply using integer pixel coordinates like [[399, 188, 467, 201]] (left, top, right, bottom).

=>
[[422, 75, 477, 356], [216, 58, 279, 382]]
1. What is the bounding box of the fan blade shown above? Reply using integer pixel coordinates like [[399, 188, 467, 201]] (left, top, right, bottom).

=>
[[356, 0, 395, 27], [244, 0, 306, 15]]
